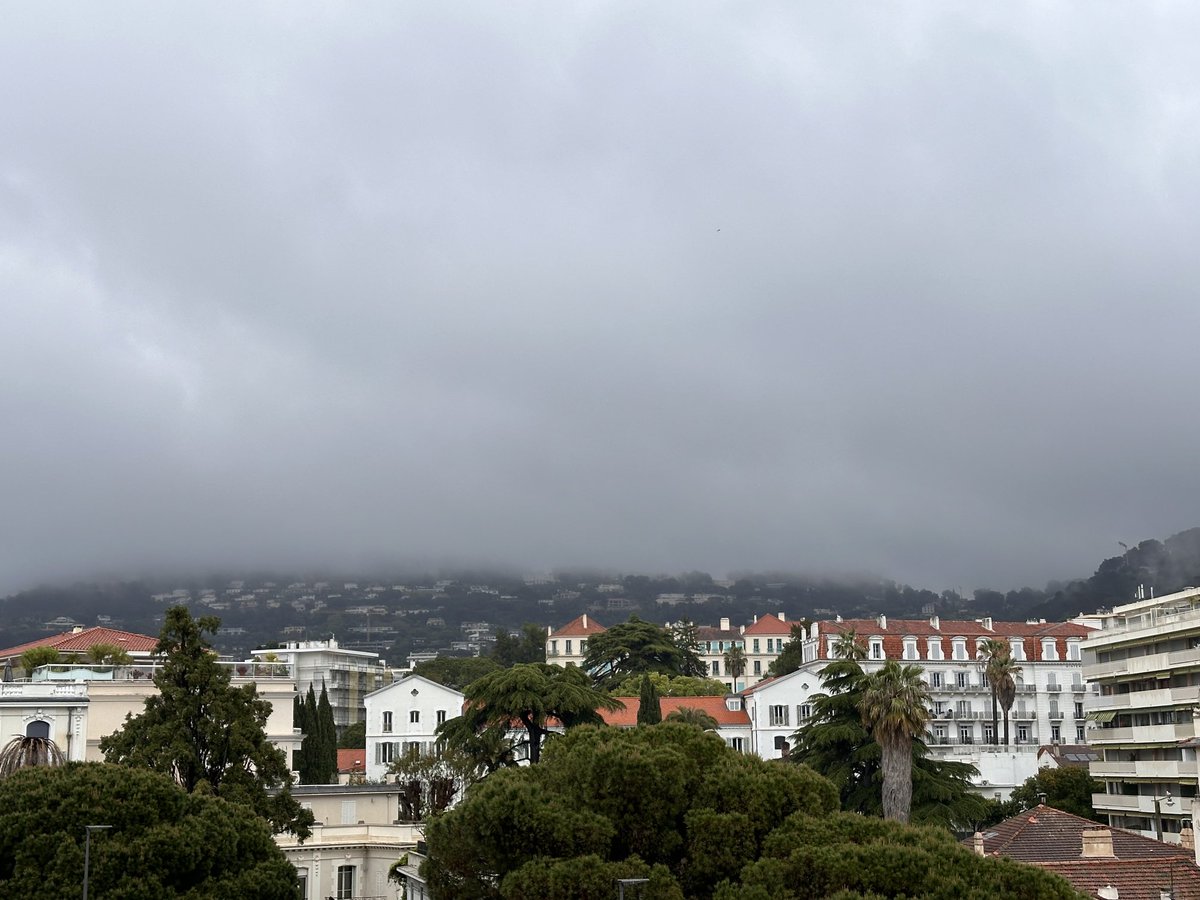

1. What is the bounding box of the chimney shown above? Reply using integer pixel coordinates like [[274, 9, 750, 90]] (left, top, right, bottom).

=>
[[877, 614, 887, 630], [72, 625, 84, 634], [720, 617, 730, 631], [1097, 887, 1119, 900], [981, 617, 993, 631], [1180, 824, 1195, 852], [972, 832, 985, 856], [1081, 828, 1115, 858], [582, 614, 588, 629], [778, 612, 786, 623], [930, 615, 940, 630], [835, 614, 842, 623]]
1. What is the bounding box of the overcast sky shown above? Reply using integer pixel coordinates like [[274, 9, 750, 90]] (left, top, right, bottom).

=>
[[3, 3, 1199, 596]]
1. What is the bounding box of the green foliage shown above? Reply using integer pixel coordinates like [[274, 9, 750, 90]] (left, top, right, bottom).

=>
[[415, 655, 502, 690], [492, 624, 548, 666], [500, 855, 684, 900], [19, 645, 59, 674], [613, 672, 728, 697], [338, 719, 366, 749], [1008, 766, 1103, 820], [451, 663, 619, 763], [718, 812, 1086, 900], [317, 683, 337, 782], [296, 685, 320, 784], [791, 642, 987, 829], [436, 713, 519, 780], [723, 645, 747, 683], [98, 606, 313, 838], [583, 616, 706, 689], [0, 762, 299, 899], [638, 673, 663, 725], [860, 660, 931, 823], [664, 707, 720, 730], [423, 723, 841, 900], [388, 746, 476, 821], [0, 735, 66, 778], [83, 642, 133, 665]]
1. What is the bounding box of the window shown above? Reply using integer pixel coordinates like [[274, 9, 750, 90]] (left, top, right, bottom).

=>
[[1074, 703, 1084, 719], [798, 703, 812, 721], [956, 671, 969, 689], [1077, 726, 1086, 742], [1042, 639, 1059, 661], [26, 721, 50, 739], [711, 660, 720, 675], [952, 639, 967, 661], [1010, 639, 1026, 661], [902, 639, 918, 660], [727, 737, 745, 752], [382, 711, 393, 733], [337, 865, 355, 899], [565, 639, 573, 655], [927, 638, 944, 661], [378, 741, 396, 764], [580, 640, 587, 654], [769, 705, 789, 727], [1067, 641, 1081, 661], [958, 725, 973, 744], [933, 724, 947, 741], [767, 639, 775, 653], [983, 724, 994, 744], [297, 872, 308, 899], [956, 700, 973, 717], [410, 710, 420, 724], [930, 671, 943, 688], [753, 660, 762, 675], [437, 709, 447, 725], [341, 799, 356, 825], [753, 639, 760, 653], [550, 640, 558, 656], [1017, 724, 1029, 744], [933, 701, 946, 717], [869, 640, 883, 660], [1051, 725, 1061, 742]]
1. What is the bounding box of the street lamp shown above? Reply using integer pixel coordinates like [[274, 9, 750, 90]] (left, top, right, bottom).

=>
[[82, 825, 111, 900], [617, 877, 650, 900], [1154, 792, 1175, 843]]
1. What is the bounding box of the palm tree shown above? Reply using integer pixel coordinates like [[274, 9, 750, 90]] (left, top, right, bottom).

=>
[[978, 639, 1006, 746], [860, 660, 931, 823], [833, 628, 868, 662], [986, 644, 1021, 746], [723, 645, 747, 687], [0, 734, 66, 779]]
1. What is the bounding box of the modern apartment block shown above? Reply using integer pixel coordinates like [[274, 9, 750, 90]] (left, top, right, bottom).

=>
[[252, 638, 390, 730], [1083, 586, 1200, 842]]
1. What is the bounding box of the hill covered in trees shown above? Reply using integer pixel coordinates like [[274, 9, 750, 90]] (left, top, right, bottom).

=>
[[3, 527, 1200, 660]]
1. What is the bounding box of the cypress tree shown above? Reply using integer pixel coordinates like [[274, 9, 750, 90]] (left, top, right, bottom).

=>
[[637, 673, 662, 725], [291, 694, 307, 775], [317, 682, 337, 783], [299, 685, 319, 784]]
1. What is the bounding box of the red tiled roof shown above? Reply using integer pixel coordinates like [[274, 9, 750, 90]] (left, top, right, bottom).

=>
[[742, 614, 793, 636], [1036, 744, 1100, 768], [696, 625, 742, 641], [602, 695, 750, 727], [969, 804, 1200, 900], [820, 618, 1094, 662], [976, 804, 1190, 863], [0, 626, 160, 661], [549, 615, 606, 638], [337, 748, 366, 774]]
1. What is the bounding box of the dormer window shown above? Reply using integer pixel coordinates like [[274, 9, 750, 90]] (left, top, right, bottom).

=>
[[1010, 639, 1026, 661], [952, 638, 968, 661], [902, 638, 918, 661], [1042, 639, 1059, 661], [926, 637, 944, 661], [869, 639, 884, 660]]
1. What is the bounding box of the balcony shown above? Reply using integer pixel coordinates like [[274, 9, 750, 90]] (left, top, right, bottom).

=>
[[1092, 793, 1195, 815], [1086, 647, 1200, 681], [1092, 759, 1194, 780], [1045, 683, 1062, 693], [1091, 685, 1200, 711], [1088, 723, 1194, 745], [1049, 711, 1064, 721]]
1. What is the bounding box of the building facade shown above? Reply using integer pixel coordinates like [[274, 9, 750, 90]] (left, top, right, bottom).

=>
[[544, 614, 605, 667], [1083, 586, 1200, 842], [363, 674, 465, 783], [252, 638, 391, 731]]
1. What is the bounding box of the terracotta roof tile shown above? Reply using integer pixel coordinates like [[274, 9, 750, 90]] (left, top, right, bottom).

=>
[[977, 804, 1190, 863], [0, 626, 159, 661], [742, 614, 793, 636], [602, 695, 750, 727], [548, 615, 606, 638], [337, 748, 366, 774], [821, 618, 1094, 662]]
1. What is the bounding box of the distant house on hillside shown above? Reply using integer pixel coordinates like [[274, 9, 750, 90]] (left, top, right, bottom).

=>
[[545, 614, 606, 668]]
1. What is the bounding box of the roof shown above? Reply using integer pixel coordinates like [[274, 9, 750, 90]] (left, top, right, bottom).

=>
[[696, 625, 742, 641], [337, 748, 366, 775], [969, 804, 1200, 899], [742, 614, 793, 636], [821, 618, 1094, 662], [1037, 744, 1100, 768], [976, 804, 1191, 863], [548, 615, 606, 638], [602, 695, 750, 727], [0, 626, 160, 661]]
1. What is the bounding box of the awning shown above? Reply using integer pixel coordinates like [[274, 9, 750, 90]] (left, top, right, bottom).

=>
[[1086, 710, 1116, 723]]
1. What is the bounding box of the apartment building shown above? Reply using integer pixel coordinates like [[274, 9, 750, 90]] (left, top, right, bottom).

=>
[[1083, 586, 1200, 842], [363, 674, 465, 782], [544, 614, 605, 667], [695, 618, 747, 691], [744, 615, 1092, 799], [252, 638, 390, 730]]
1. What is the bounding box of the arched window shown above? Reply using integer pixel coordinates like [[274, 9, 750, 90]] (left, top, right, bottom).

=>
[[26, 721, 50, 739]]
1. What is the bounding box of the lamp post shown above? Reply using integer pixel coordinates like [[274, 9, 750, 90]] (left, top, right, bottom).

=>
[[617, 877, 650, 900], [82, 825, 111, 900], [1154, 792, 1174, 843]]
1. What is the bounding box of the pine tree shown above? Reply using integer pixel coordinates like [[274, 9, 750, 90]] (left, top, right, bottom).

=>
[[298, 685, 319, 784], [637, 673, 662, 725], [317, 682, 337, 783]]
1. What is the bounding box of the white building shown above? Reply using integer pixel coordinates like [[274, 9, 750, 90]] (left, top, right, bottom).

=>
[[252, 638, 391, 731], [1083, 586, 1200, 842], [743, 615, 1093, 800], [694, 618, 749, 692], [363, 674, 465, 782], [545, 614, 605, 668], [276, 783, 419, 900]]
